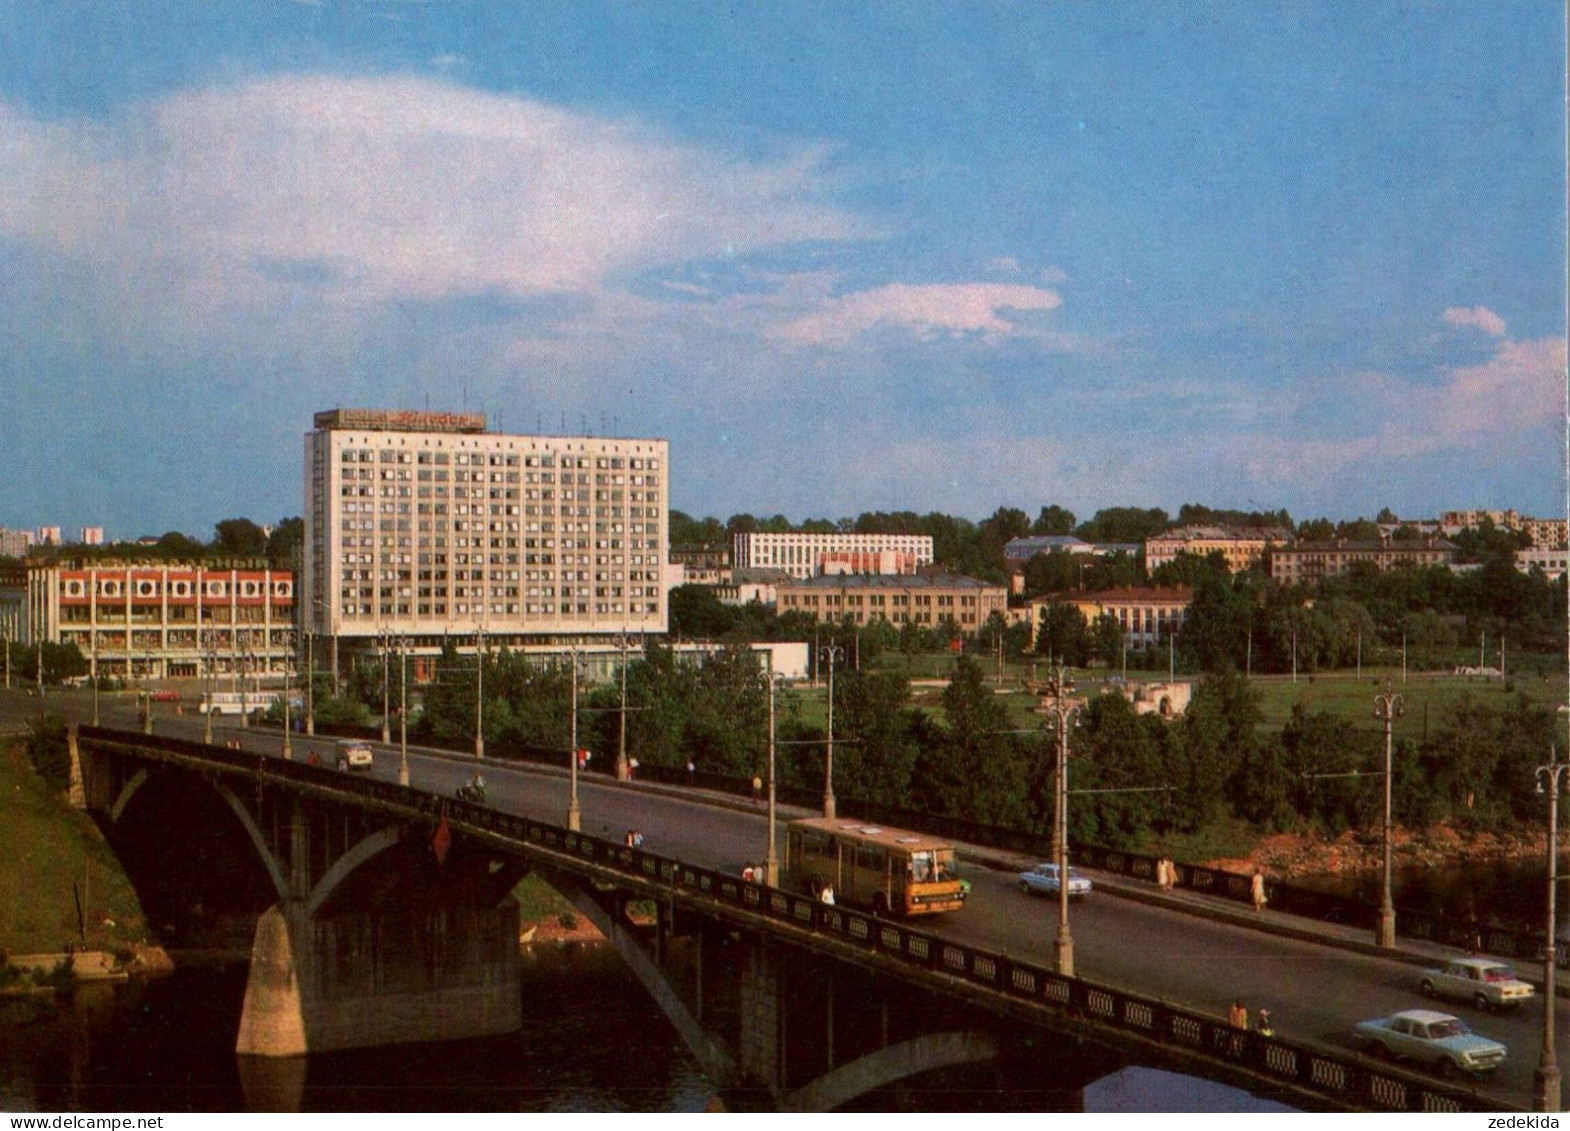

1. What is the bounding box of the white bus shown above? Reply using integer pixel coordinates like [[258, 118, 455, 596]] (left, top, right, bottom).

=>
[[198, 690, 299, 716]]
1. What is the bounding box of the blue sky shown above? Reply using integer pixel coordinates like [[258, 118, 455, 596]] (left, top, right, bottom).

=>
[[1, 2, 1564, 541]]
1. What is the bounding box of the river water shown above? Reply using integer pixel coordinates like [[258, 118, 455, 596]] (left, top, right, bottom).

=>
[[0, 944, 714, 1113], [0, 942, 1131, 1113]]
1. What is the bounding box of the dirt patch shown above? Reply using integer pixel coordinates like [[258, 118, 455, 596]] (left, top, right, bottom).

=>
[[1204, 823, 1544, 879], [523, 915, 605, 944]]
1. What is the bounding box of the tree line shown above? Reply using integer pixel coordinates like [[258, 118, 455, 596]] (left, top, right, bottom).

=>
[[331, 641, 1563, 852]]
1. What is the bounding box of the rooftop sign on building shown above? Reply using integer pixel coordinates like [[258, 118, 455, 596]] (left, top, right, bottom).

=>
[[313, 408, 488, 434]]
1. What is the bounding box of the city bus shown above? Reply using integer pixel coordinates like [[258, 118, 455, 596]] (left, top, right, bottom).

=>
[[784, 817, 967, 917], [198, 690, 295, 716]]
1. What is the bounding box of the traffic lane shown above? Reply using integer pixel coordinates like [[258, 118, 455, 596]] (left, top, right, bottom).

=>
[[57, 711, 1551, 1104], [945, 864, 1541, 1103]]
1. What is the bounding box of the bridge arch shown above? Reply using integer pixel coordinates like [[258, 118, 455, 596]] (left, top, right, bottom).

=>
[[212, 783, 291, 903], [781, 1030, 999, 1113], [108, 767, 149, 825], [305, 826, 404, 917], [109, 765, 290, 903]]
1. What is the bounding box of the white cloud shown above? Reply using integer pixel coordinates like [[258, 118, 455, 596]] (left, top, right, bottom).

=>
[[0, 74, 863, 318], [1442, 305, 1508, 336], [767, 282, 1062, 346]]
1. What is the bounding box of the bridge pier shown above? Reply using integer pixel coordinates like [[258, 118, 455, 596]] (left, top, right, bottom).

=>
[[236, 897, 522, 1057]]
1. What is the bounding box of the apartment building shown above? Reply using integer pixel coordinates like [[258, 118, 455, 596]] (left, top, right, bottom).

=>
[[24, 560, 295, 681], [303, 409, 669, 672], [1269, 538, 1458, 585], [732, 531, 933, 580], [0, 527, 33, 558], [1441, 510, 1568, 550], [1032, 587, 1194, 651], [1517, 547, 1568, 581], [1144, 526, 1290, 573], [775, 573, 1006, 635], [669, 543, 732, 586]]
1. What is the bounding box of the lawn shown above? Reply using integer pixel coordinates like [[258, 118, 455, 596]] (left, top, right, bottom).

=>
[[0, 741, 149, 957]]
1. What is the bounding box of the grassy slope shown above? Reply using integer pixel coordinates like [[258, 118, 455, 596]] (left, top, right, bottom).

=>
[[0, 743, 150, 957]]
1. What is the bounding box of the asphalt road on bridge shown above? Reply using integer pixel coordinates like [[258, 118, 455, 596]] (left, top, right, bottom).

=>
[[24, 689, 1564, 1108]]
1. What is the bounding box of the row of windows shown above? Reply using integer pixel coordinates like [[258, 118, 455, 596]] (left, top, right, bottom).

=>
[[338, 447, 662, 472], [62, 578, 291, 600]]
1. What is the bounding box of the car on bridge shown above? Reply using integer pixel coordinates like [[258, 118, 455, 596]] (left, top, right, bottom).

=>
[[1353, 1009, 1507, 1078], [1418, 957, 1534, 1011], [335, 740, 374, 772], [1017, 862, 1092, 898]]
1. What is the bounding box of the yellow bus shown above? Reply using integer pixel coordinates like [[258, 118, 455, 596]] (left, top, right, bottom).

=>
[[785, 817, 966, 917]]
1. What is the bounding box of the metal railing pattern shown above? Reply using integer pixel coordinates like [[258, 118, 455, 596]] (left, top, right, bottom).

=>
[[79, 726, 1500, 1114]]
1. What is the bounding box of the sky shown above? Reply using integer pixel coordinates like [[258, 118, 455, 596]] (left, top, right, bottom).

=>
[[0, 2, 1564, 542]]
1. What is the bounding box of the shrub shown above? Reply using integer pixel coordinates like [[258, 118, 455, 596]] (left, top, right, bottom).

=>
[[25, 714, 71, 791]]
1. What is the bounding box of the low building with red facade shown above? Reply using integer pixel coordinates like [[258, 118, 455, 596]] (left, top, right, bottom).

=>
[[25, 559, 295, 681]]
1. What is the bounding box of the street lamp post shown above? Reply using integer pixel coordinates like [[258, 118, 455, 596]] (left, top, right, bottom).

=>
[[566, 649, 581, 831], [304, 631, 315, 737], [281, 631, 293, 760], [616, 631, 633, 781], [90, 634, 100, 727], [238, 639, 249, 728], [398, 638, 409, 787], [1044, 665, 1080, 977], [1374, 684, 1405, 949], [1534, 747, 1569, 1113], [474, 628, 486, 760], [765, 666, 783, 886], [203, 633, 215, 745], [819, 643, 844, 819], [380, 631, 391, 744]]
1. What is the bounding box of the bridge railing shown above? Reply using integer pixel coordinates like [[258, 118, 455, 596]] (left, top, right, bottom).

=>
[[82, 725, 1566, 967], [72, 728, 1519, 1111]]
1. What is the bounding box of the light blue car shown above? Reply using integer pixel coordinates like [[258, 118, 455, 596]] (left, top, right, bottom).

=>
[[1017, 862, 1092, 898], [1353, 1009, 1507, 1077]]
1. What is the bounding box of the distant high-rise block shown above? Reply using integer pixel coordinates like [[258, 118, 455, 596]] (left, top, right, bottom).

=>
[[302, 409, 669, 649]]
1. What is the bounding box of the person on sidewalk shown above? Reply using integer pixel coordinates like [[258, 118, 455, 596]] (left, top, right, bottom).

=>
[[1251, 867, 1268, 912], [1228, 998, 1248, 1029]]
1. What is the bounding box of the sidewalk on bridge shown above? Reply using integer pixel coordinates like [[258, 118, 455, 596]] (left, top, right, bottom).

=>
[[566, 762, 1544, 990], [245, 726, 1550, 994]]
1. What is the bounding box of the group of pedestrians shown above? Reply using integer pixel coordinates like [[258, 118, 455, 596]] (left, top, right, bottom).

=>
[[1228, 998, 1274, 1037]]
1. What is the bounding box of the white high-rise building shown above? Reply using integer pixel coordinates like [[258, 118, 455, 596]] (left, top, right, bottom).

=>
[[303, 409, 668, 671]]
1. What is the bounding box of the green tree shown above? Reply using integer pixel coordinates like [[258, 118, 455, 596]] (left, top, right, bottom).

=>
[[1035, 603, 1090, 666], [1090, 612, 1124, 668], [266, 517, 303, 566], [1074, 507, 1170, 544], [212, 518, 268, 557], [1032, 505, 1077, 535]]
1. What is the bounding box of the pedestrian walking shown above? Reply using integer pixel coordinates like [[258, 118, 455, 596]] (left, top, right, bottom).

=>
[[1251, 867, 1268, 912], [1228, 998, 1248, 1029]]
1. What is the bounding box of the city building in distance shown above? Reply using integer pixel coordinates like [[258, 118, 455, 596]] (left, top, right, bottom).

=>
[[775, 572, 1006, 636], [23, 559, 294, 681], [1144, 525, 1292, 574], [1032, 587, 1195, 653], [303, 409, 669, 676], [732, 530, 934, 580], [1269, 537, 1458, 586]]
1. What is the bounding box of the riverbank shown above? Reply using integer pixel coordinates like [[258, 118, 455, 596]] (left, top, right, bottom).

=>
[[0, 740, 154, 962], [1205, 822, 1548, 881]]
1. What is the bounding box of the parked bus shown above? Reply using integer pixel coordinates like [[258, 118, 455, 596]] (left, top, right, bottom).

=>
[[198, 690, 297, 716], [785, 817, 966, 917]]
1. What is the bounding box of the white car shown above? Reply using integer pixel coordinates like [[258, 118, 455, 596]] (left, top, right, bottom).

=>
[[1419, 957, 1535, 1011], [1353, 1009, 1507, 1077], [335, 740, 374, 771], [1018, 862, 1092, 898]]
